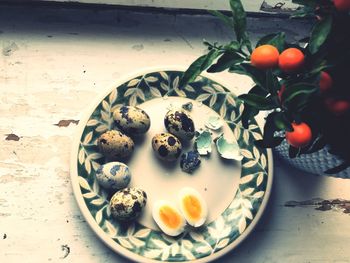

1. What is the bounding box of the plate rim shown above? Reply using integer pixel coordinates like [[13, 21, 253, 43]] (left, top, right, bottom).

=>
[[70, 66, 274, 263]]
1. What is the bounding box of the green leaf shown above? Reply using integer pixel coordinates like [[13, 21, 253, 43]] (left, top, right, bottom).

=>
[[240, 85, 267, 128], [287, 97, 310, 112], [207, 51, 244, 73], [201, 49, 222, 68], [248, 85, 269, 96], [309, 16, 332, 54], [265, 70, 280, 96], [241, 38, 253, 54], [230, 0, 247, 43], [238, 94, 276, 110], [257, 112, 285, 148], [208, 10, 234, 29], [256, 32, 286, 52], [224, 41, 241, 51], [241, 104, 259, 128], [273, 112, 293, 131], [229, 63, 266, 88], [272, 68, 285, 78], [229, 63, 280, 94], [180, 49, 221, 88], [309, 61, 333, 75], [282, 83, 317, 104]]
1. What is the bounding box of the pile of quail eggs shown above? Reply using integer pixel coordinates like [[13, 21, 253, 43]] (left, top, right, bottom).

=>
[[95, 104, 204, 225], [94, 101, 242, 236], [96, 106, 150, 221]]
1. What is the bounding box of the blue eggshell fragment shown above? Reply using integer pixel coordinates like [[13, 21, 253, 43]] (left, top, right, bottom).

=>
[[205, 115, 223, 130], [180, 151, 201, 173], [216, 135, 243, 161], [194, 130, 212, 155], [182, 102, 193, 111]]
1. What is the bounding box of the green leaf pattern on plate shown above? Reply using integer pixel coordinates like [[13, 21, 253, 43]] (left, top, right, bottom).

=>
[[76, 71, 269, 261]]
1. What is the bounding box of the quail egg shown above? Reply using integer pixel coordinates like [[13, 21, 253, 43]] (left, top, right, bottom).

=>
[[180, 151, 201, 174], [113, 106, 151, 135], [164, 109, 195, 141], [152, 200, 186, 236], [95, 162, 131, 191], [152, 133, 182, 161], [110, 187, 147, 221], [178, 187, 208, 227], [98, 130, 134, 159]]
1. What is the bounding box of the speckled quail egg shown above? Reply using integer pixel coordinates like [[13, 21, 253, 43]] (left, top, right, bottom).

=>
[[164, 109, 195, 141], [98, 130, 134, 159], [178, 187, 208, 227], [95, 162, 131, 191], [110, 187, 147, 221], [152, 133, 182, 161], [152, 200, 186, 236], [180, 151, 201, 174], [113, 106, 151, 135]]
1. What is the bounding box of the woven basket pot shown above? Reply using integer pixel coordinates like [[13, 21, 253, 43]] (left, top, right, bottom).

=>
[[274, 140, 350, 179]]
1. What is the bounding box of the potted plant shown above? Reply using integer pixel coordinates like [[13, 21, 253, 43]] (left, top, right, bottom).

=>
[[180, 0, 350, 177]]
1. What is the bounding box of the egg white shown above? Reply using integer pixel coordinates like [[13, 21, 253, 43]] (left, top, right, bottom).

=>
[[152, 200, 186, 236], [178, 187, 208, 227]]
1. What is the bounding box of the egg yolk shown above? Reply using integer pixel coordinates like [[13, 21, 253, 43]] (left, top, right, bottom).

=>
[[183, 195, 201, 220], [159, 206, 181, 229]]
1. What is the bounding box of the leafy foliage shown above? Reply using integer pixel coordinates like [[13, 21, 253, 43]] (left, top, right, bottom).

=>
[[179, 49, 222, 88], [256, 32, 286, 52], [181, 0, 350, 173], [308, 16, 332, 54]]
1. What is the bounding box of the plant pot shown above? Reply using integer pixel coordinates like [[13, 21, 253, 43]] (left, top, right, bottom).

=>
[[274, 140, 350, 179]]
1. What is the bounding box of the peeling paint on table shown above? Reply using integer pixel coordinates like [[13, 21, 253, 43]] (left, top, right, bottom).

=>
[[5, 134, 21, 141], [285, 199, 350, 214], [1, 3, 350, 263], [54, 120, 80, 127]]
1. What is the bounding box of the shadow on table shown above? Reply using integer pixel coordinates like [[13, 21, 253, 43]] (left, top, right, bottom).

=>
[[216, 155, 329, 263]]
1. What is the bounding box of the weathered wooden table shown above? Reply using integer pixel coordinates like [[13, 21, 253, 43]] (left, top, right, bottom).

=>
[[1, 3, 350, 263]]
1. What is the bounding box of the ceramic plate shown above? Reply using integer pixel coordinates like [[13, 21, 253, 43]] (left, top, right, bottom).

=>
[[70, 69, 273, 263]]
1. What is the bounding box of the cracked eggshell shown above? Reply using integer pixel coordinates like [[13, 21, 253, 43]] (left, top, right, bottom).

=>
[[98, 130, 134, 159], [113, 106, 150, 135], [194, 130, 212, 155], [216, 135, 243, 161], [164, 109, 195, 141], [205, 115, 223, 130], [182, 102, 193, 111], [110, 187, 147, 221], [95, 162, 131, 191], [152, 133, 182, 162]]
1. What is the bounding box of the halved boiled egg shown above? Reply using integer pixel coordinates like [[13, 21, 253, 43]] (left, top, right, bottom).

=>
[[152, 200, 186, 236], [178, 187, 208, 227]]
